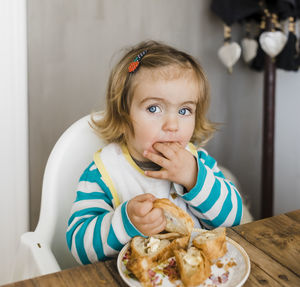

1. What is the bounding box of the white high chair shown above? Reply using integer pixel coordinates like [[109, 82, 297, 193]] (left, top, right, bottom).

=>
[[12, 114, 105, 282], [12, 113, 252, 283]]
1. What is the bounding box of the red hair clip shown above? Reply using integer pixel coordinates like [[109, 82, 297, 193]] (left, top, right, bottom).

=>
[[128, 50, 148, 73]]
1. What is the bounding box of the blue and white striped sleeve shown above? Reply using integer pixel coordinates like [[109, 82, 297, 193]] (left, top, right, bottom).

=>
[[66, 162, 144, 264], [180, 149, 243, 229]]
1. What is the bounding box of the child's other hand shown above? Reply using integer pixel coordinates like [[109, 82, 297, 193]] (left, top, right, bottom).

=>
[[143, 142, 198, 191], [127, 193, 166, 236]]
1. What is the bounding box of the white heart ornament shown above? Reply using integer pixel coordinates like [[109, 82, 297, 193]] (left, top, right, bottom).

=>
[[218, 42, 241, 72], [241, 38, 258, 63], [259, 31, 287, 58]]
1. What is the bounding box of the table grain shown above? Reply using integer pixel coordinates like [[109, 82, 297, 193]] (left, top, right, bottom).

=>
[[3, 210, 300, 287]]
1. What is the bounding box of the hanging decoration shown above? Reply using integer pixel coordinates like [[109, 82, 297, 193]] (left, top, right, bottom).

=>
[[276, 16, 299, 71], [211, 0, 300, 73], [251, 17, 266, 71], [241, 22, 258, 63], [242, 37, 258, 63], [259, 13, 287, 58], [217, 25, 241, 73], [210, 0, 300, 219], [259, 30, 287, 58], [241, 38, 258, 63]]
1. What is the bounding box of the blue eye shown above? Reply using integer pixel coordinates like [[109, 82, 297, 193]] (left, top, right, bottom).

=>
[[147, 105, 161, 113], [178, 108, 191, 115]]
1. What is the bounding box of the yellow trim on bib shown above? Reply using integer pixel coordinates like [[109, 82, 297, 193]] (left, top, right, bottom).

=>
[[93, 150, 120, 207], [188, 142, 198, 157]]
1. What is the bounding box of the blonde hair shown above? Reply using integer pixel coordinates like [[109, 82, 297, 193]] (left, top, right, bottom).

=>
[[91, 40, 216, 146]]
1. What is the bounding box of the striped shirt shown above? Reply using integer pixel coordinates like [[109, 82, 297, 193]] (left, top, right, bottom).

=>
[[66, 143, 242, 264]]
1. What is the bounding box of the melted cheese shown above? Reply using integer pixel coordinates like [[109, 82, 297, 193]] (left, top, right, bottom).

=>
[[146, 237, 160, 253], [183, 247, 202, 266]]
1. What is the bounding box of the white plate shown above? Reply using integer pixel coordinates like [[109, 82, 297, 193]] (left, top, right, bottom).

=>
[[117, 233, 250, 287]]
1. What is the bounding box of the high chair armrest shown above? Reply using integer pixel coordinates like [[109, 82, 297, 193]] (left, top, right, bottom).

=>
[[11, 232, 61, 282]]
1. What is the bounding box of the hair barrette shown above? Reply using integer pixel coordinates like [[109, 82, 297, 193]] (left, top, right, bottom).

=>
[[128, 50, 148, 73]]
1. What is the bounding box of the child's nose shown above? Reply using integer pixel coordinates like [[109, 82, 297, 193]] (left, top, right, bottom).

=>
[[162, 114, 178, 132]]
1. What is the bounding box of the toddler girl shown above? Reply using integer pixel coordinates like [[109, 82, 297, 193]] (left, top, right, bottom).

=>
[[66, 40, 243, 264]]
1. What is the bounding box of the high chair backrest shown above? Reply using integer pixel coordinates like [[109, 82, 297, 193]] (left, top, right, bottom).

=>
[[34, 114, 105, 269]]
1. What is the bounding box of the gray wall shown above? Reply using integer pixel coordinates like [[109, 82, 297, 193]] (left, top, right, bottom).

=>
[[28, 0, 300, 229]]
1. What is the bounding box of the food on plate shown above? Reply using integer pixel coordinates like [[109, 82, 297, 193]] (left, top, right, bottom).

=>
[[127, 235, 189, 286], [126, 256, 152, 286], [125, 199, 228, 287], [130, 235, 189, 263], [153, 198, 194, 235], [192, 227, 227, 262], [174, 246, 211, 287]]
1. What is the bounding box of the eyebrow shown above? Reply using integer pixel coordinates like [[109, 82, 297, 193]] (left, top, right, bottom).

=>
[[140, 97, 197, 106]]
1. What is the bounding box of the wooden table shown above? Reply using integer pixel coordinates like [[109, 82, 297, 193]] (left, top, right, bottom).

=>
[[3, 209, 300, 287]]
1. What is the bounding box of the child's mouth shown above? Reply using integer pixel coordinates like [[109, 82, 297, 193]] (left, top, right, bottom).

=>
[[151, 141, 181, 157]]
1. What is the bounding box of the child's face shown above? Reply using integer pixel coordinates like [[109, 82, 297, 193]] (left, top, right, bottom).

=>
[[126, 67, 199, 162]]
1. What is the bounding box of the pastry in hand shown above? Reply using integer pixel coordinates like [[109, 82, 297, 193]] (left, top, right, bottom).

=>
[[174, 246, 211, 287], [153, 198, 194, 235], [192, 227, 227, 262]]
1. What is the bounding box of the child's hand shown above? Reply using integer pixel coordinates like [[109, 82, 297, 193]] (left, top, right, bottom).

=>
[[143, 142, 198, 191], [127, 193, 166, 236]]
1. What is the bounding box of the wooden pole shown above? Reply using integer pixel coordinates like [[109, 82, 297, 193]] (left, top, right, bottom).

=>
[[261, 15, 276, 218]]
